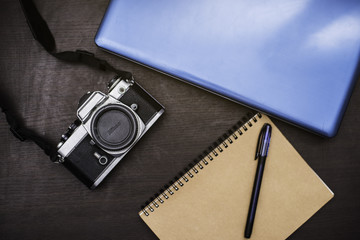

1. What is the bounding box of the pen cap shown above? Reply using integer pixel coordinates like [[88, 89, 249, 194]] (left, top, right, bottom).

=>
[[255, 123, 272, 159]]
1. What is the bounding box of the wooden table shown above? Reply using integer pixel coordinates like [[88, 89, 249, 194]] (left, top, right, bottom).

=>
[[1, 1, 359, 239]]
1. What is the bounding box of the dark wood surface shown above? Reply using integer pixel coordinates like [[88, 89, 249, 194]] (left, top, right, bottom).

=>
[[1, 1, 359, 239]]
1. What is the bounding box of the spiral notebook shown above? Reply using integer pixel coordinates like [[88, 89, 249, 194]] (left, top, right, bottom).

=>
[[139, 114, 334, 239]]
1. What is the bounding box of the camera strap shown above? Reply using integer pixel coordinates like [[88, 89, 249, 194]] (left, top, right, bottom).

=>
[[1, 0, 133, 162], [19, 0, 133, 80]]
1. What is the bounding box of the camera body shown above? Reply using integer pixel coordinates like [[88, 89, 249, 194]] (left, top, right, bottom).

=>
[[57, 77, 164, 189]]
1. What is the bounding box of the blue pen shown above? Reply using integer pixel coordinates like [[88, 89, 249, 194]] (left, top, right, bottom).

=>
[[245, 123, 272, 238]]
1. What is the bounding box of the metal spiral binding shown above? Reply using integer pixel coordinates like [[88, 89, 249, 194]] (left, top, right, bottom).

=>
[[140, 112, 262, 217]]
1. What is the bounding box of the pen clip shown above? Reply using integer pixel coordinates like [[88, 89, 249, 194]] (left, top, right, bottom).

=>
[[255, 124, 266, 160]]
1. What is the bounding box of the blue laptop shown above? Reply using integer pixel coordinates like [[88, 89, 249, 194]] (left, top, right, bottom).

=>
[[95, 0, 360, 137]]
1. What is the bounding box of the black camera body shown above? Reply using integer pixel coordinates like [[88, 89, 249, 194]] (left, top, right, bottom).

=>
[[56, 77, 164, 189]]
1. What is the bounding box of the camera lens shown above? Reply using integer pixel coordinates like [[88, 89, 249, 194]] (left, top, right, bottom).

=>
[[91, 104, 138, 151]]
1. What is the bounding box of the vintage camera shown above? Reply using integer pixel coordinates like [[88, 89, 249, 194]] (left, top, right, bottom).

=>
[[56, 76, 165, 189]]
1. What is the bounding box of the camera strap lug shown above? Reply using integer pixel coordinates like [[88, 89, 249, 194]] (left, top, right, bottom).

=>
[[125, 76, 135, 85], [54, 154, 65, 164]]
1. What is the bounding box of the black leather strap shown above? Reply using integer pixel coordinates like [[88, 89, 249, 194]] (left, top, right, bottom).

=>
[[0, 91, 58, 161], [0, 0, 133, 162], [18, 0, 133, 80]]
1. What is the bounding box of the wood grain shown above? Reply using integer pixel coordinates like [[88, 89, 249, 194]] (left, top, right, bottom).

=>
[[0, 0, 359, 239]]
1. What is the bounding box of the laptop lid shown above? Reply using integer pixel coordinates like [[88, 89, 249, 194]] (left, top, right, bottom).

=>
[[95, 0, 360, 137]]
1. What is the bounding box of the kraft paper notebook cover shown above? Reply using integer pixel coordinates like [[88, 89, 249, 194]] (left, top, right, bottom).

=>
[[139, 114, 334, 240]]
